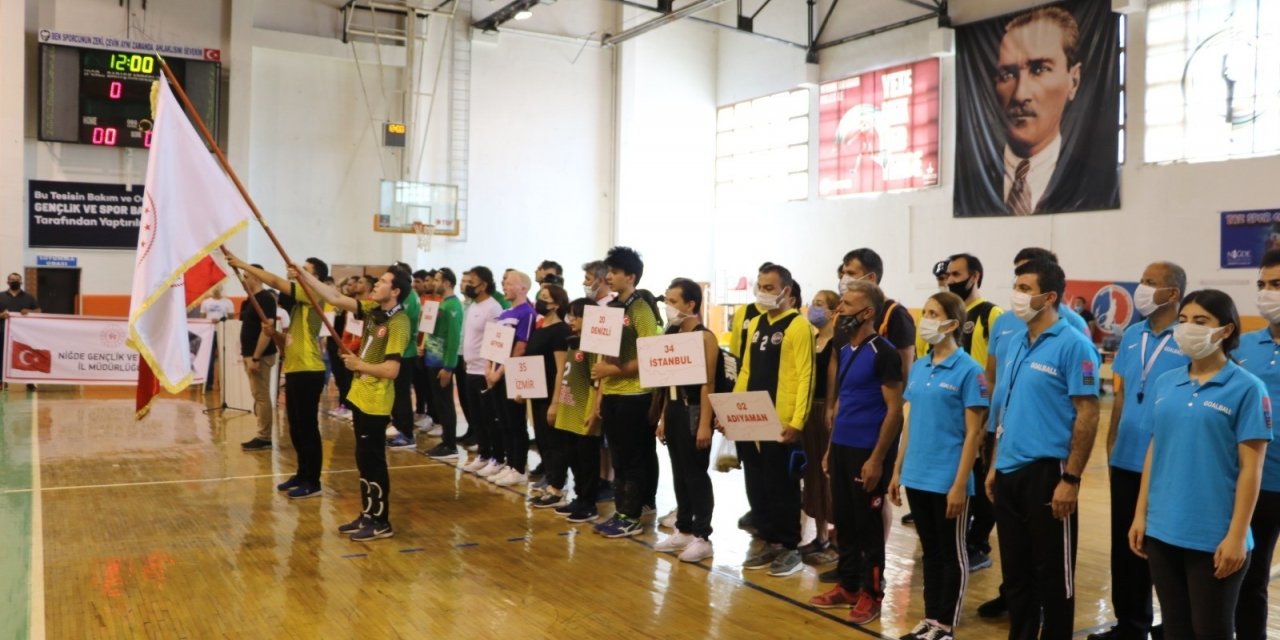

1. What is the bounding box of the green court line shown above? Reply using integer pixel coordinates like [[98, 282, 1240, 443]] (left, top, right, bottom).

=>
[[0, 397, 33, 640]]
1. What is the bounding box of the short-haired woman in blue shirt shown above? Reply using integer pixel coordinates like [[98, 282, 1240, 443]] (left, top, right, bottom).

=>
[[888, 291, 989, 640], [1129, 289, 1272, 640]]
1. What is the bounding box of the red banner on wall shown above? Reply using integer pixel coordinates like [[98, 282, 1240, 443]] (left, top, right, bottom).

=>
[[817, 58, 940, 197]]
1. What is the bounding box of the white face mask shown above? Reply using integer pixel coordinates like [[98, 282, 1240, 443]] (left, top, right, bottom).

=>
[[1258, 290, 1280, 325], [1173, 323, 1226, 360], [664, 302, 691, 326], [1010, 290, 1045, 322], [1134, 284, 1169, 317], [838, 275, 856, 295], [755, 288, 780, 310], [919, 318, 953, 345], [584, 285, 597, 299]]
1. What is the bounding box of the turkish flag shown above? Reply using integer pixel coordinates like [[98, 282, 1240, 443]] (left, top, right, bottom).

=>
[[11, 341, 52, 373]]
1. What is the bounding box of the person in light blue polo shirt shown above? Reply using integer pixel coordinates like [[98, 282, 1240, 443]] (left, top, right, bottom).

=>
[[1129, 289, 1270, 640], [985, 259, 1099, 640], [976, 247, 1095, 621], [1090, 261, 1188, 640], [887, 292, 988, 640], [1235, 250, 1280, 640]]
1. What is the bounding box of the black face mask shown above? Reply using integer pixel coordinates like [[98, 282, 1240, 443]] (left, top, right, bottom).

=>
[[7, 282, 19, 291], [947, 277, 974, 300], [462, 285, 478, 299], [535, 300, 552, 317], [835, 307, 872, 336]]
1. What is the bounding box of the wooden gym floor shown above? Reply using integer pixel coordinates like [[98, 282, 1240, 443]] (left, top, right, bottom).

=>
[[3, 385, 1280, 639]]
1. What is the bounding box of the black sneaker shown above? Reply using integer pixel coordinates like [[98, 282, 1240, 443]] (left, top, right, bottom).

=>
[[350, 521, 394, 542], [977, 593, 1007, 618], [554, 501, 579, 518], [531, 493, 567, 509], [567, 508, 599, 523], [287, 483, 322, 500], [425, 444, 459, 460], [241, 438, 272, 451], [276, 476, 301, 492], [969, 549, 993, 571], [338, 515, 370, 534], [901, 512, 915, 525]]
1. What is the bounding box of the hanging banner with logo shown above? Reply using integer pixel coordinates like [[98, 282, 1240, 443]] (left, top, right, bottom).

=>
[[817, 58, 940, 197], [953, 0, 1121, 217], [1221, 209, 1280, 269], [1063, 280, 1140, 340], [2, 314, 214, 385]]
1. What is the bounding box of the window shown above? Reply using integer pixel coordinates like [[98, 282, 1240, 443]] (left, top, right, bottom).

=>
[[716, 89, 810, 205], [1145, 0, 1280, 163]]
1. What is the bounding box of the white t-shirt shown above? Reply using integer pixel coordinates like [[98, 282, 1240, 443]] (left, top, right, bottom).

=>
[[463, 297, 503, 375], [201, 297, 235, 322]]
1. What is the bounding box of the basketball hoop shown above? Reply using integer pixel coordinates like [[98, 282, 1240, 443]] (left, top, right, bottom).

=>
[[412, 221, 435, 252]]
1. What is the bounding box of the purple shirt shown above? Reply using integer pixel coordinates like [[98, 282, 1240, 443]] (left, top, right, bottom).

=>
[[496, 301, 536, 351]]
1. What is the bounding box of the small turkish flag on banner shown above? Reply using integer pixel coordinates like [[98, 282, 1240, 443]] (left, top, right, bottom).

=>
[[11, 341, 52, 373]]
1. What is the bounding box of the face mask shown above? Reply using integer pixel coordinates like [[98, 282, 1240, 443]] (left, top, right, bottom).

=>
[[1134, 284, 1169, 317], [1259, 290, 1280, 325], [919, 318, 952, 345], [535, 300, 552, 317], [663, 302, 691, 325], [836, 307, 870, 335], [1173, 323, 1226, 360], [838, 275, 855, 295], [947, 278, 974, 300], [462, 285, 478, 299], [6, 282, 19, 291], [1010, 290, 1045, 322], [756, 288, 780, 310], [807, 306, 830, 327], [584, 285, 597, 299], [1072, 303, 1085, 312]]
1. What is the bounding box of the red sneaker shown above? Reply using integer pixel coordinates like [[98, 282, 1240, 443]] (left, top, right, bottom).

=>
[[808, 585, 860, 609], [847, 591, 881, 625]]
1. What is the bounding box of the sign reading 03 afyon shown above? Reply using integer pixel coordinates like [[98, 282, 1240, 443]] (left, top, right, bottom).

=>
[[28, 179, 143, 249]]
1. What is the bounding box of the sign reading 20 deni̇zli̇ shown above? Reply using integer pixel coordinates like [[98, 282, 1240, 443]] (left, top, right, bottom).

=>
[[28, 180, 143, 249]]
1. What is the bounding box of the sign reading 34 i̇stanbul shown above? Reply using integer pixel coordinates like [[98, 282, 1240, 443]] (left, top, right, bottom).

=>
[[817, 58, 940, 197]]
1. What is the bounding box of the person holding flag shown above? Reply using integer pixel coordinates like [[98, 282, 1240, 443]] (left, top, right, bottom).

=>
[[228, 255, 331, 499], [294, 265, 412, 542]]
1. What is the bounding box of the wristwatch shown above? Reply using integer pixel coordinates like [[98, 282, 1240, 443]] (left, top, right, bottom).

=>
[[1060, 472, 1081, 486]]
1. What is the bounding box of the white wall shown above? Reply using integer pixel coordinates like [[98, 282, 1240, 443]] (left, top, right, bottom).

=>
[[709, 1, 1280, 311], [422, 30, 615, 278], [614, 19, 719, 292]]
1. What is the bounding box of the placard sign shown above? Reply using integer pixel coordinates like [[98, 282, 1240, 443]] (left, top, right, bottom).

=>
[[708, 391, 783, 442], [638, 332, 707, 389], [420, 299, 440, 334], [479, 322, 516, 364], [580, 305, 624, 357], [504, 355, 548, 400]]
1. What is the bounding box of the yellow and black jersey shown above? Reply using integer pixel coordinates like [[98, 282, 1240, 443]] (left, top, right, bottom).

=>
[[734, 309, 815, 429], [346, 300, 410, 416]]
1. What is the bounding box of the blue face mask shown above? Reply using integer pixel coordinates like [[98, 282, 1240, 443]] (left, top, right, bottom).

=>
[[807, 306, 829, 327]]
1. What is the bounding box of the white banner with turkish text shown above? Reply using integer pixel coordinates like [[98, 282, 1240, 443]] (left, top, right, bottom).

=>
[[3, 314, 214, 385]]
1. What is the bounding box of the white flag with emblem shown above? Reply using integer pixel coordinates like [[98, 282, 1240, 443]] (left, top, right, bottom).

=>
[[127, 74, 249, 416]]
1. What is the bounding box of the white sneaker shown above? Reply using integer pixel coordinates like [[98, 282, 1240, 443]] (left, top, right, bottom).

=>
[[462, 457, 488, 473], [477, 462, 506, 478], [487, 466, 516, 484], [654, 531, 694, 553], [385, 425, 399, 438], [414, 414, 431, 427], [494, 470, 527, 487], [659, 509, 678, 529], [678, 537, 713, 563], [427, 424, 443, 437]]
